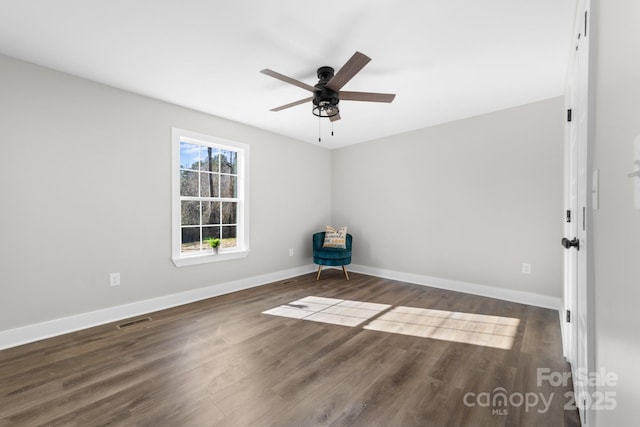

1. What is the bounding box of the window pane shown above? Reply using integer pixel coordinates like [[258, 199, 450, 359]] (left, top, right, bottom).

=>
[[181, 201, 200, 225], [221, 202, 237, 225], [180, 170, 199, 197], [220, 175, 237, 198], [221, 226, 237, 248], [201, 146, 219, 172], [221, 150, 237, 174], [202, 201, 220, 225], [180, 142, 200, 170], [202, 226, 220, 241], [200, 172, 219, 198], [181, 227, 201, 253]]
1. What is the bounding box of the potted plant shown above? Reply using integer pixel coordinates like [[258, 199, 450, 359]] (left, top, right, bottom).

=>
[[207, 237, 221, 254]]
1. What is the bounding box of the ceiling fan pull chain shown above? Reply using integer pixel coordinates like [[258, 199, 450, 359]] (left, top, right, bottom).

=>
[[318, 114, 322, 143], [331, 121, 334, 137]]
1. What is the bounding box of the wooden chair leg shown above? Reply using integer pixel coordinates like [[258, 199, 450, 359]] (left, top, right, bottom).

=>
[[316, 265, 323, 280], [342, 265, 350, 280]]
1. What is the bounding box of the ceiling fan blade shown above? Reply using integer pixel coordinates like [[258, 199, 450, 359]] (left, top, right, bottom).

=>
[[339, 91, 396, 103], [260, 69, 317, 92], [329, 113, 341, 122], [325, 51, 371, 92], [269, 97, 313, 112]]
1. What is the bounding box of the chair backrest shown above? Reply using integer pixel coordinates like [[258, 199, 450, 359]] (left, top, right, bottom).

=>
[[313, 232, 352, 250]]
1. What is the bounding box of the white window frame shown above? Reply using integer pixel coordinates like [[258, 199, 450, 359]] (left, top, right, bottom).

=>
[[171, 128, 250, 267]]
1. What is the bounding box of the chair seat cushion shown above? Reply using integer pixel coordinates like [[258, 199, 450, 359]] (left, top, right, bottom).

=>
[[314, 248, 352, 260]]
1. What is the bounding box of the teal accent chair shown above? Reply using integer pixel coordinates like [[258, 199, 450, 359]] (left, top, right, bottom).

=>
[[312, 232, 352, 280]]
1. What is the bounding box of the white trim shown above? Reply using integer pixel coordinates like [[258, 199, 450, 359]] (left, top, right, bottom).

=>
[[349, 264, 562, 311], [0, 264, 315, 351], [171, 249, 249, 267]]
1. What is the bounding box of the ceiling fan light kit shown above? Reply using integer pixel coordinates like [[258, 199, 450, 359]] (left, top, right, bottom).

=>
[[260, 51, 396, 125]]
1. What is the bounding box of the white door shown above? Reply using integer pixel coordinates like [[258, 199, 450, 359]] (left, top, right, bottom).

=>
[[564, 53, 578, 368], [564, 1, 593, 425]]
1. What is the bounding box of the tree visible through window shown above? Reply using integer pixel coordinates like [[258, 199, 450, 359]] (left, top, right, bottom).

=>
[[172, 128, 249, 265]]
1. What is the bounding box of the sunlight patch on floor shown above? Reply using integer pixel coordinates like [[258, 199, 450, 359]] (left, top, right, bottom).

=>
[[364, 306, 520, 349], [263, 297, 520, 350], [262, 296, 391, 327]]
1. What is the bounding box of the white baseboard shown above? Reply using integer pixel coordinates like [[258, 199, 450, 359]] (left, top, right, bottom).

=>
[[349, 264, 562, 311], [0, 263, 562, 351], [0, 264, 316, 351]]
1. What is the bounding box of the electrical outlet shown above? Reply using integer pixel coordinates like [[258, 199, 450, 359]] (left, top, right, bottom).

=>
[[522, 263, 532, 275], [109, 272, 121, 287], [289, 248, 294, 256]]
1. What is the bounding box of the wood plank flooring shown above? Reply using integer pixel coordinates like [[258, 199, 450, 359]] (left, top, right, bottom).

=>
[[0, 272, 581, 426]]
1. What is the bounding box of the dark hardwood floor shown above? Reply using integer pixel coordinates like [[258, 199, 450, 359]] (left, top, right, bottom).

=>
[[0, 271, 580, 426]]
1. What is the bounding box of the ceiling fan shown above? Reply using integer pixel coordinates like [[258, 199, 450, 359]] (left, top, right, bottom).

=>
[[260, 51, 396, 122]]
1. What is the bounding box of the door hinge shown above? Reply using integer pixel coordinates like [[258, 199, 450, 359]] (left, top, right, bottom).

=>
[[567, 109, 572, 122], [566, 310, 571, 323], [566, 210, 572, 223]]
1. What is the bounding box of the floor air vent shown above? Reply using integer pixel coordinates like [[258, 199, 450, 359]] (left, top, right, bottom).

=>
[[117, 317, 152, 329]]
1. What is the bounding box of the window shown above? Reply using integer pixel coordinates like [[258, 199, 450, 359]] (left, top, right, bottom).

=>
[[171, 128, 249, 266]]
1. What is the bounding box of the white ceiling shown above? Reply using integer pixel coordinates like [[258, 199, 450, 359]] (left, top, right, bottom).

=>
[[0, 0, 576, 149]]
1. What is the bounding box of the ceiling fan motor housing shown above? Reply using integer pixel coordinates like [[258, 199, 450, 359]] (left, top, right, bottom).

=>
[[313, 66, 339, 117]]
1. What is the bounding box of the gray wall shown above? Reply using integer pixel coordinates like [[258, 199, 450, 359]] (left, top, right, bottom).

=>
[[592, 1, 640, 425], [331, 98, 565, 298], [0, 54, 331, 331]]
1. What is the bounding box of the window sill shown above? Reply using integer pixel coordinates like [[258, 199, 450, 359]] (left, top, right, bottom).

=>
[[171, 249, 249, 267]]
